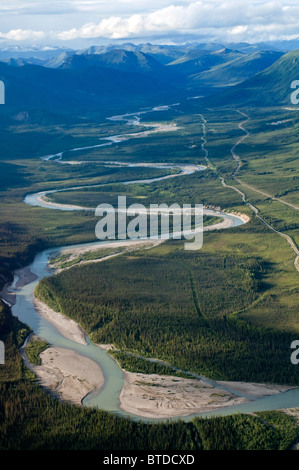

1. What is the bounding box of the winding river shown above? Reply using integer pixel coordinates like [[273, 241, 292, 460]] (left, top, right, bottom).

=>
[[4, 103, 299, 422], [9, 241, 299, 423]]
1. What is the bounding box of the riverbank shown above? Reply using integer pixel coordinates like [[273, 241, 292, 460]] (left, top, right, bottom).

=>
[[25, 161, 204, 212], [0, 266, 38, 307], [19, 330, 296, 417], [1, 207, 277, 421], [33, 296, 87, 345], [226, 211, 251, 224], [2, 265, 296, 419], [49, 239, 162, 272], [118, 371, 293, 419], [19, 329, 295, 417], [119, 371, 250, 418], [21, 334, 104, 405]]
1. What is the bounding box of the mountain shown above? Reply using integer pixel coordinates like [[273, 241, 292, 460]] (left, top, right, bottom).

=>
[[167, 48, 244, 76], [45, 52, 73, 68], [0, 46, 74, 62], [266, 38, 299, 52], [191, 51, 284, 88], [0, 58, 32, 67], [183, 42, 227, 52], [203, 49, 299, 107], [60, 49, 165, 75], [0, 54, 180, 116], [224, 42, 284, 53], [135, 44, 185, 65], [0, 44, 296, 118], [77, 45, 108, 55]]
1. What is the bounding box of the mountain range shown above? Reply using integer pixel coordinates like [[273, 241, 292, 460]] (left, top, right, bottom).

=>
[[205, 49, 299, 107], [0, 42, 298, 116]]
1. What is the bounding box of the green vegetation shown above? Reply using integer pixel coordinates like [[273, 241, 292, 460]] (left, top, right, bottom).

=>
[[47, 170, 241, 210], [108, 350, 192, 379], [1, 299, 299, 450], [49, 247, 125, 269], [205, 49, 299, 107], [2, 382, 298, 450], [1, 98, 299, 450], [0, 119, 181, 290], [191, 51, 283, 88], [35, 240, 299, 384], [0, 300, 33, 383], [256, 411, 299, 450], [25, 338, 49, 366]]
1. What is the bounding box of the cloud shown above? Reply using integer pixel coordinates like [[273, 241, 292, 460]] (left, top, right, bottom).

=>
[[56, 1, 299, 42], [0, 29, 46, 41], [1, 1, 299, 45], [0, 1, 76, 15], [231, 26, 248, 36]]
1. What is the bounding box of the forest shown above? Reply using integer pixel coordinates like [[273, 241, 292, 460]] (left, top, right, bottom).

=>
[[1, 101, 299, 450], [35, 242, 299, 384], [1, 299, 299, 450]]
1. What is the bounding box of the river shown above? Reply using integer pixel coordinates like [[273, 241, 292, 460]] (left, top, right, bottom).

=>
[[9, 238, 299, 423], [4, 103, 299, 422]]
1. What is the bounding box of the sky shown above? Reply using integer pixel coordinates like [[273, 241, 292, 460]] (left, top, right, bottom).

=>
[[0, 0, 299, 48]]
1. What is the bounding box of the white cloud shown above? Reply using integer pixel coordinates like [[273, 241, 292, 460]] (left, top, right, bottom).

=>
[[0, 29, 46, 41], [0, 1, 76, 15], [56, 1, 299, 42], [231, 26, 248, 36], [1, 1, 299, 45]]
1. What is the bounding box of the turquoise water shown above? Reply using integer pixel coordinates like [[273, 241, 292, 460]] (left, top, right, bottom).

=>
[[13, 242, 125, 413], [9, 229, 299, 424], [12, 104, 299, 421]]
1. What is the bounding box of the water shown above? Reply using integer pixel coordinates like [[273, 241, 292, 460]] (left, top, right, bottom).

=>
[[10, 219, 299, 424], [9, 103, 299, 421], [24, 162, 205, 211], [13, 251, 299, 423], [13, 242, 126, 413]]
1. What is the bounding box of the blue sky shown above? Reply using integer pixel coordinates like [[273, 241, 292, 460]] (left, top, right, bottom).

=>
[[0, 0, 299, 47]]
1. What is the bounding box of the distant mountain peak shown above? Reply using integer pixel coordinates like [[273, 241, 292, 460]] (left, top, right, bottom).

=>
[[204, 48, 299, 106], [59, 49, 164, 74]]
